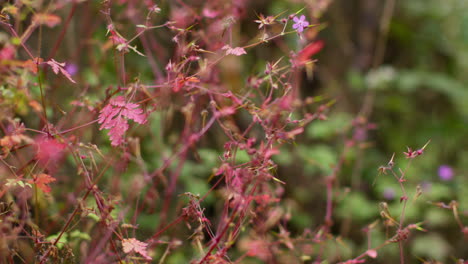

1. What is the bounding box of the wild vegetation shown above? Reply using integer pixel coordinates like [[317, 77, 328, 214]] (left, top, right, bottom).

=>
[[0, 0, 466, 263]]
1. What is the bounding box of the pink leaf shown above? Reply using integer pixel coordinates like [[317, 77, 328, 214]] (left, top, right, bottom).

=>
[[222, 45, 247, 56], [46, 59, 76, 83], [98, 96, 147, 146], [107, 116, 128, 146], [216, 106, 236, 117], [122, 238, 152, 260], [35, 137, 67, 170]]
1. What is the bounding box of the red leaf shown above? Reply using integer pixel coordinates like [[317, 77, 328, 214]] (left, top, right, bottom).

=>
[[29, 173, 56, 193], [173, 74, 200, 92], [297, 40, 324, 64]]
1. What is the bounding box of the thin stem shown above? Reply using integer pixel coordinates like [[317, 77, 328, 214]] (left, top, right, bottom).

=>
[[54, 119, 99, 136], [37, 61, 49, 135], [39, 157, 112, 263]]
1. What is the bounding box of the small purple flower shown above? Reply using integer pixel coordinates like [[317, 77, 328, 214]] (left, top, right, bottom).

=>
[[383, 187, 395, 200], [438, 165, 454, 181], [65, 63, 78, 76], [292, 15, 309, 33]]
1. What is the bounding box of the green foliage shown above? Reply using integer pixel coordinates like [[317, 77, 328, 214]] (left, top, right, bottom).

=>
[[336, 192, 379, 222], [412, 234, 451, 261], [306, 112, 352, 140], [298, 144, 337, 175]]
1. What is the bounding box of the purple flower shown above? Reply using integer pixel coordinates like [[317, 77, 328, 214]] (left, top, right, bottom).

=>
[[292, 15, 309, 33], [65, 63, 78, 76], [438, 165, 454, 181], [383, 187, 395, 200]]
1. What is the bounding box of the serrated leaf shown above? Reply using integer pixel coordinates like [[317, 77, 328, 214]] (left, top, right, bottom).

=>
[[98, 96, 147, 146], [122, 238, 152, 260]]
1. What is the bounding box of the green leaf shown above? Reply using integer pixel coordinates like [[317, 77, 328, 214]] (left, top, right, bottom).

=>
[[46, 233, 68, 249], [69, 230, 91, 241], [17, 181, 24, 188], [306, 113, 352, 140], [87, 213, 99, 222], [336, 192, 378, 221], [298, 144, 338, 175], [412, 234, 450, 260]]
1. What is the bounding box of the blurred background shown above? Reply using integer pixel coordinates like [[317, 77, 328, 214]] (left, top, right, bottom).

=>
[[283, 0, 468, 262]]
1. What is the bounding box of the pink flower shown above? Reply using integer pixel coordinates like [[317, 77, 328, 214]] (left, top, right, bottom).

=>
[[45, 59, 76, 83], [292, 15, 309, 33], [438, 165, 454, 181]]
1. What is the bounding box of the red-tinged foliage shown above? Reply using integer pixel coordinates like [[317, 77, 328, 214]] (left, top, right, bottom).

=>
[[220, 91, 244, 106], [22, 59, 41, 73], [253, 194, 280, 205], [45, 59, 76, 83], [245, 240, 272, 260], [98, 96, 147, 146], [297, 40, 324, 64], [0, 1, 451, 264], [222, 45, 247, 56], [173, 74, 200, 92], [32, 13, 61, 27], [28, 173, 56, 193], [35, 137, 67, 171], [215, 106, 236, 117]]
